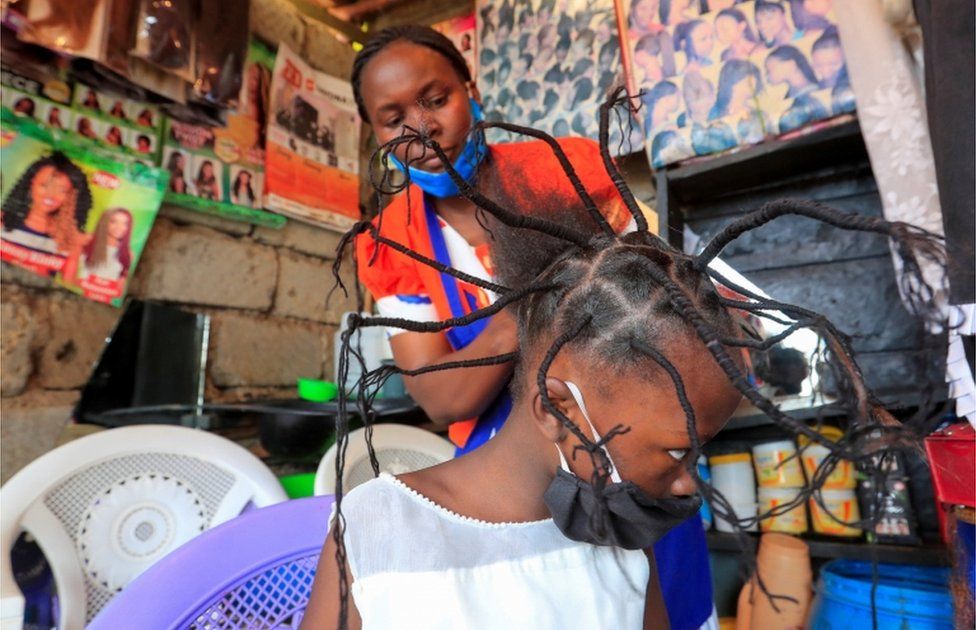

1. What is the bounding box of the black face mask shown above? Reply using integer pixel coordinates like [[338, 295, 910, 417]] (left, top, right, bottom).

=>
[[542, 382, 702, 551]]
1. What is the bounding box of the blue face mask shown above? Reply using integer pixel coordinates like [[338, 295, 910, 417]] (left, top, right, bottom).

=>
[[388, 98, 487, 199]]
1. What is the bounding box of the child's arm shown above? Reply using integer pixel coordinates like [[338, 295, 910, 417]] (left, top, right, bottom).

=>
[[301, 531, 362, 630], [643, 549, 671, 630]]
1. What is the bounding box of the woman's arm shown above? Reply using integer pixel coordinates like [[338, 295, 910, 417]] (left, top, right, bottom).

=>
[[643, 548, 671, 630], [301, 532, 363, 630], [390, 309, 517, 425]]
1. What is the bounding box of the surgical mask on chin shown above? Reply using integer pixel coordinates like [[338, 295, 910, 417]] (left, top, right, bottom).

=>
[[388, 98, 487, 199], [542, 381, 702, 550]]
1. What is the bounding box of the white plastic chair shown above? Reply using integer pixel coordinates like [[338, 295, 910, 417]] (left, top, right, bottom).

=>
[[0, 425, 287, 630], [314, 424, 455, 496]]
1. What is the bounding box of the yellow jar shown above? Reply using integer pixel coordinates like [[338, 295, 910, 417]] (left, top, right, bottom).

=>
[[798, 427, 856, 490], [752, 440, 805, 488], [758, 487, 808, 534], [809, 489, 861, 537]]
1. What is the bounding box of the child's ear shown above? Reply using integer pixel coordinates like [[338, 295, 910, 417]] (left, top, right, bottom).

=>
[[531, 377, 576, 442]]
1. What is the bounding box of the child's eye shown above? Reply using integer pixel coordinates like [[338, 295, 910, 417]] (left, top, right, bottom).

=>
[[384, 117, 402, 129], [667, 449, 688, 462], [428, 95, 448, 107]]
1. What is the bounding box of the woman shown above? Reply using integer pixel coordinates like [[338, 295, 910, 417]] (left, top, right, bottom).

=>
[[642, 80, 680, 134], [322, 25, 718, 630], [166, 151, 188, 194], [109, 100, 127, 119], [714, 7, 758, 60], [105, 125, 123, 147], [764, 44, 819, 98], [659, 0, 695, 26], [709, 59, 768, 144], [674, 19, 715, 69], [195, 160, 219, 200], [13, 97, 36, 118], [1, 152, 92, 270], [47, 107, 64, 129], [629, 0, 664, 37], [677, 72, 737, 156], [76, 117, 97, 139], [76, 207, 133, 284], [231, 170, 257, 207]]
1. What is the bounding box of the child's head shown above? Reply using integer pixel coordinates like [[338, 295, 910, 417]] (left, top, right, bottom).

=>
[[351, 25, 477, 172], [811, 29, 844, 86], [492, 228, 743, 497]]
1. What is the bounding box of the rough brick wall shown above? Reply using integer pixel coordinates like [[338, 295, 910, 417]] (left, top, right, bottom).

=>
[[1, 206, 357, 482]]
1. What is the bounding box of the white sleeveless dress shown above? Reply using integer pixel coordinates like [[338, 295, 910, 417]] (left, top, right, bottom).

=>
[[340, 473, 650, 629]]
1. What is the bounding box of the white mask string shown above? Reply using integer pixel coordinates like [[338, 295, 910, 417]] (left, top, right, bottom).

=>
[[559, 381, 623, 484]]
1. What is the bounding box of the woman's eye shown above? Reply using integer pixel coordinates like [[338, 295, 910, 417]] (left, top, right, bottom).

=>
[[667, 449, 688, 462]]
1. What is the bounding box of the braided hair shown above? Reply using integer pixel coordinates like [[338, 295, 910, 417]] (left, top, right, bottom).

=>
[[326, 87, 948, 627], [351, 25, 472, 123]]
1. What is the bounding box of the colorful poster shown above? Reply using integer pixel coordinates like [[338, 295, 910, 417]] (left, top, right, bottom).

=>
[[71, 83, 163, 160], [159, 39, 282, 227], [0, 115, 167, 306], [617, 0, 855, 168], [265, 44, 360, 231], [476, 0, 641, 154], [433, 13, 477, 77]]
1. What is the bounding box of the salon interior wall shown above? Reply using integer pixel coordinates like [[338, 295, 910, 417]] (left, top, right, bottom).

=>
[[0, 0, 359, 484]]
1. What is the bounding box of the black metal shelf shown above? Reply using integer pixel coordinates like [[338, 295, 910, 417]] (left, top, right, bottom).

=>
[[706, 532, 949, 566]]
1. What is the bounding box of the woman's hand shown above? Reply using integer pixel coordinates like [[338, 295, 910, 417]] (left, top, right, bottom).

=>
[[389, 309, 518, 425]]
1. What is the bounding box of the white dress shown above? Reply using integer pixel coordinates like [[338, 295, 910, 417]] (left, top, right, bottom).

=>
[[340, 473, 650, 630]]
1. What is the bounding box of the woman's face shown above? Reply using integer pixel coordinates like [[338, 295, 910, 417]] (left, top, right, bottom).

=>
[[765, 56, 790, 85], [175, 153, 185, 169], [715, 15, 743, 46], [658, 92, 680, 118], [729, 74, 756, 112], [359, 41, 476, 173], [690, 22, 715, 58], [687, 84, 714, 121], [202, 163, 214, 178], [240, 171, 251, 184], [633, 0, 659, 27], [107, 212, 130, 240], [30, 166, 71, 215]]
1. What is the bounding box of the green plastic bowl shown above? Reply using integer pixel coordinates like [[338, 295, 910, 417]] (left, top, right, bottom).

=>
[[279, 472, 317, 499]]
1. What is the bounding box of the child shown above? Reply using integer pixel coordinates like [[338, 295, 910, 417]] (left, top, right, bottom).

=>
[[304, 85, 945, 628]]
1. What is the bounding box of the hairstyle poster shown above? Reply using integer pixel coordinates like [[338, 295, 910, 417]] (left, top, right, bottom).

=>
[[161, 40, 274, 223], [265, 44, 361, 232], [71, 83, 163, 160], [476, 0, 641, 155], [433, 13, 478, 77], [617, 0, 855, 168], [0, 114, 167, 306]]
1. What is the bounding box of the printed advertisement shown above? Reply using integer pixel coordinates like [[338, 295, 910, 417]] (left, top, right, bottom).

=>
[[433, 13, 477, 77], [477, 0, 641, 154], [617, 0, 855, 168], [0, 115, 167, 306], [160, 38, 281, 226], [265, 44, 361, 231]]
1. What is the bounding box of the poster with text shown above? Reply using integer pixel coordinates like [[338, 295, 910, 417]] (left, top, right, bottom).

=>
[[0, 115, 167, 306], [617, 0, 855, 168], [476, 0, 642, 155], [265, 44, 361, 231]]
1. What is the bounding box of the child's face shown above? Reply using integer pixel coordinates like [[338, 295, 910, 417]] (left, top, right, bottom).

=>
[[715, 15, 743, 45], [690, 22, 716, 57], [359, 41, 475, 173], [756, 9, 787, 43], [108, 212, 130, 240], [812, 46, 843, 85], [30, 166, 71, 215], [765, 56, 790, 85], [549, 343, 742, 499]]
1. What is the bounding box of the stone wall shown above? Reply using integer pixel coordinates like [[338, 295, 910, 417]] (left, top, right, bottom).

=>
[[1, 207, 358, 482]]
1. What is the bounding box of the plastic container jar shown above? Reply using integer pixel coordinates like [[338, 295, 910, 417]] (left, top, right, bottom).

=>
[[810, 488, 861, 537], [799, 426, 856, 490], [709, 452, 756, 504], [752, 440, 805, 488], [758, 486, 808, 533], [715, 502, 758, 533]]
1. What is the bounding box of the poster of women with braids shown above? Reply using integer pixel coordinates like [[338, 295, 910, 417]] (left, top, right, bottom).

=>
[[617, 0, 856, 168], [476, 0, 642, 155]]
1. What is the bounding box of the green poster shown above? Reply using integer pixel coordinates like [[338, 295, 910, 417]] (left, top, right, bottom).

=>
[[0, 114, 168, 307]]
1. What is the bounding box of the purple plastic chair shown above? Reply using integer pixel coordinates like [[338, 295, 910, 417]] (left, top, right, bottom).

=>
[[88, 495, 333, 630]]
